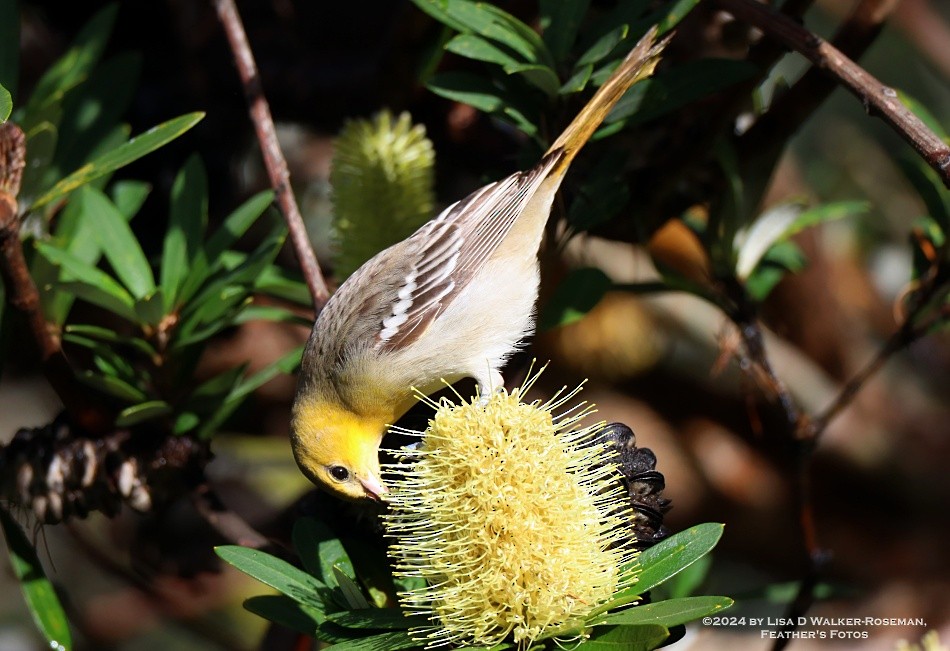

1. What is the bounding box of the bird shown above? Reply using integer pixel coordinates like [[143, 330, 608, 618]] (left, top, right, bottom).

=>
[[291, 27, 668, 501]]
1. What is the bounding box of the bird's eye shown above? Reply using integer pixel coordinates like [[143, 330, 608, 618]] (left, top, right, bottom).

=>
[[329, 465, 350, 482]]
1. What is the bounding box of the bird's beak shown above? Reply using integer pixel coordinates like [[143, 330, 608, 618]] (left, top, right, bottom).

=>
[[360, 473, 388, 501]]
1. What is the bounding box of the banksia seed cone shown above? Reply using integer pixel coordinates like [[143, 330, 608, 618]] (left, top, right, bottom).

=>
[[331, 110, 435, 279]]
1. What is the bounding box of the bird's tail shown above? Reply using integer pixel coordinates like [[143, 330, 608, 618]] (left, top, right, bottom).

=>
[[546, 25, 670, 170]]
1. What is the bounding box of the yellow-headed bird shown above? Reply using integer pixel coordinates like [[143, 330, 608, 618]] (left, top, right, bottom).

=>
[[292, 27, 668, 501]]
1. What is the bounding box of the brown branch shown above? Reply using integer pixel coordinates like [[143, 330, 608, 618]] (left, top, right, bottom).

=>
[[739, 0, 901, 162], [0, 123, 111, 433], [717, 0, 950, 188], [211, 0, 330, 311]]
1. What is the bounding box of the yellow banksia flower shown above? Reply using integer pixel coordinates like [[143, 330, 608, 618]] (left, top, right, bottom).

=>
[[384, 373, 639, 649], [331, 110, 435, 279]]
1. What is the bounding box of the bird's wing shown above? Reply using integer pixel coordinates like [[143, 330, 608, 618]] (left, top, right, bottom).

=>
[[374, 151, 562, 351]]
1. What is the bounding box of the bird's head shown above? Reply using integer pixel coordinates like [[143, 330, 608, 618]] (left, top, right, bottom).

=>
[[290, 395, 390, 502]]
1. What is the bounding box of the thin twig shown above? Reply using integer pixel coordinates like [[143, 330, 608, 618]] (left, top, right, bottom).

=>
[[739, 0, 901, 162], [191, 482, 270, 549], [212, 0, 330, 310], [716, 0, 950, 188], [0, 123, 111, 433]]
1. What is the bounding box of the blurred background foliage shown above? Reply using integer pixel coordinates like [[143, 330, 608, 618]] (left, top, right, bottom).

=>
[[0, 0, 948, 649]]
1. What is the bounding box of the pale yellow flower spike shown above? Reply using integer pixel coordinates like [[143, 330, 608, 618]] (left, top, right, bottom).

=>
[[384, 367, 639, 649]]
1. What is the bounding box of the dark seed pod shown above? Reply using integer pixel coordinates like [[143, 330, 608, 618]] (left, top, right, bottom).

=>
[[0, 413, 209, 524], [596, 422, 672, 550]]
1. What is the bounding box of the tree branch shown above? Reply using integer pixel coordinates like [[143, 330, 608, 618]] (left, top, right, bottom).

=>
[[717, 0, 950, 188], [0, 123, 111, 433], [211, 0, 330, 310]]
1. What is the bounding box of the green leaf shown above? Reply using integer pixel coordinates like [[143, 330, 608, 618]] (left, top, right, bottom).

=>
[[898, 90, 948, 140], [162, 154, 209, 309], [541, 0, 591, 61], [566, 150, 630, 231], [205, 190, 275, 260], [333, 567, 371, 610], [215, 546, 327, 609], [292, 517, 329, 578], [243, 595, 323, 636], [583, 624, 669, 650], [254, 265, 311, 305], [233, 305, 310, 327], [63, 324, 157, 358], [324, 630, 417, 651], [173, 412, 201, 435], [899, 156, 950, 234], [327, 608, 426, 630], [657, 0, 701, 34], [606, 59, 757, 127], [18, 122, 58, 208], [426, 72, 505, 113], [82, 186, 156, 298], [538, 267, 612, 330], [576, 24, 628, 68], [115, 401, 172, 427], [665, 553, 712, 599], [503, 62, 561, 97], [0, 507, 72, 651], [53, 52, 141, 176], [0, 0, 19, 100], [76, 370, 146, 402], [635, 523, 724, 594], [445, 33, 520, 67], [477, 3, 555, 67], [110, 180, 152, 219], [559, 63, 593, 95], [23, 4, 117, 117], [31, 112, 204, 210], [0, 83, 10, 122], [34, 241, 137, 321], [596, 596, 733, 627]]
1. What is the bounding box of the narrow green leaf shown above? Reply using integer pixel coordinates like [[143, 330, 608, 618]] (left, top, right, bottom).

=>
[[334, 567, 371, 610], [233, 305, 310, 327], [23, 3, 117, 116], [899, 157, 950, 234], [566, 150, 630, 231], [190, 364, 248, 403], [76, 370, 147, 402], [583, 624, 669, 650], [606, 59, 757, 127], [0, 507, 72, 651], [541, 0, 591, 61], [635, 523, 724, 594], [576, 24, 628, 67], [445, 33, 520, 67], [897, 90, 948, 140], [503, 63, 561, 97], [0, 83, 10, 122], [559, 63, 593, 95], [162, 154, 209, 308], [229, 345, 303, 403], [173, 412, 201, 435], [215, 546, 327, 609], [243, 595, 323, 636], [327, 608, 427, 630], [596, 596, 733, 627], [292, 517, 330, 579], [323, 630, 417, 651], [665, 553, 712, 599], [426, 72, 505, 113], [17, 122, 58, 208], [745, 240, 807, 302], [539, 267, 612, 330], [477, 3, 555, 67], [0, 0, 19, 99], [110, 180, 151, 219], [34, 241, 137, 320], [657, 0, 701, 34], [206, 190, 275, 261], [53, 52, 141, 176], [254, 265, 311, 305], [31, 112, 205, 210], [115, 401, 172, 427], [81, 186, 155, 297], [64, 324, 157, 358]]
